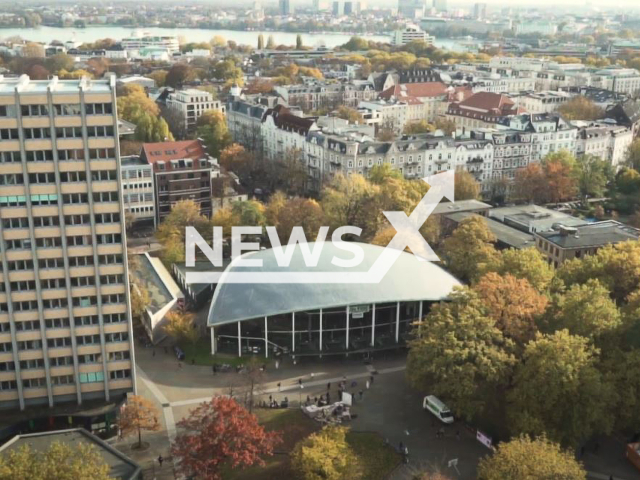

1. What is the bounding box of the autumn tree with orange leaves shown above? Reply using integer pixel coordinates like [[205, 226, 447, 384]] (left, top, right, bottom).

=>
[[473, 272, 548, 346], [172, 396, 282, 480], [118, 395, 160, 449], [513, 151, 578, 204]]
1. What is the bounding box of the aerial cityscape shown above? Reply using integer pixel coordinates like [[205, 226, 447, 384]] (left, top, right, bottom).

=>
[[1, 0, 640, 479]]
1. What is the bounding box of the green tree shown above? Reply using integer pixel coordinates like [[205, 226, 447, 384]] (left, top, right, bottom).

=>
[[257, 34, 264, 50], [336, 105, 364, 124], [495, 248, 554, 292], [165, 63, 196, 88], [557, 95, 604, 121], [266, 35, 276, 49], [296, 34, 303, 49], [403, 120, 435, 134], [626, 139, 640, 171], [545, 279, 621, 340], [434, 118, 457, 136], [454, 171, 480, 200], [341, 36, 369, 51], [0, 442, 111, 480], [117, 84, 174, 142], [164, 309, 199, 344], [291, 426, 360, 480], [477, 435, 586, 480], [196, 110, 232, 159], [442, 216, 501, 283], [507, 330, 615, 447], [556, 240, 640, 302], [473, 272, 548, 346], [407, 289, 517, 420], [575, 155, 610, 204]]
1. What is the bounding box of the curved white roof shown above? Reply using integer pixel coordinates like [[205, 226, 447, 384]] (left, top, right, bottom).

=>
[[207, 242, 461, 326]]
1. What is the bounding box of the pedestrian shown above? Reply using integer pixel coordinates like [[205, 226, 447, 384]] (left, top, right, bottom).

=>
[[438, 427, 445, 438], [365, 380, 370, 390], [327, 382, 331, 391], [326, 392, 331, 403], [310, 372, 315, 379], [403, 446, 409, 464], [456, 430, 460, 441], [351, 380, 357, 388], [275, 359, 280, 369], [399, 441, 404, 453], [277, 382, 281, 391], [269, 394, 272, 403], [306, 395, 310, 404], [359, 390, 363, 400], [370, 375, 374, 385], [152, 350, 156, 357], [298, 378, 303, 388], [158, 455, 163, 467], [212, 365, 217, 375]]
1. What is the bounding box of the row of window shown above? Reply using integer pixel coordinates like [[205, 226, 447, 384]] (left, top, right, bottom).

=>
[[7, 254, 122, 271], [0, 294, 126, 313], [0, 103, 113, 118], [0, 147, 116, 164]]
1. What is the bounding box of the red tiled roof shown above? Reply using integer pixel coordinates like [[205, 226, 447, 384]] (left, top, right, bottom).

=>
[[142, 139, 207, 163], [457, 92, 516, 114], [380, 82, 449, 100]]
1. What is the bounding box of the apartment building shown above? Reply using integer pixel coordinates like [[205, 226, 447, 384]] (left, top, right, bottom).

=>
[[165, 89, 225, 133], [510, 91, 573, 114], [575, 123, 633, 169], [503, 113, 577, 162], [226, 96, 276, 152], [453, 138, 494, 192], [469, 128, 533, 183], [140, 139, 216, 222], [378, 82, 454, 123], [120, 156, 155, 227], [274, 80, 377, 112], [445, 92, 520, 132], [0, 74, 134, 410]]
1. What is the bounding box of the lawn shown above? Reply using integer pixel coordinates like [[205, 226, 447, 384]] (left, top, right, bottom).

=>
[[225, 408, 401, 480], [347, 431, 402, 480], [225, 408, 319, 480], [181, 338, 273, 367]]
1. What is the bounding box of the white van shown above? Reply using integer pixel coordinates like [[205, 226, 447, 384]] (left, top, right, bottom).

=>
[[423, 395, 454, 424]]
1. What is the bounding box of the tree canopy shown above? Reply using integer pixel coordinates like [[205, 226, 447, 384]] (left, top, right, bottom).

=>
[[291, 426, 359, 480]]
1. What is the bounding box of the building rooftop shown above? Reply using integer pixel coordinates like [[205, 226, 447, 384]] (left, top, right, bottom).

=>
[[432, 199, 492, 216], [130, 254, 182, 315], [537, 221, 639, 249], [142, 139, 208, 163], [0, 74, 113, 95], [0, 428, 141, 480], [207, 242, 461, 326], [490, 204, 586, 233], [445, 212, 536, 249]]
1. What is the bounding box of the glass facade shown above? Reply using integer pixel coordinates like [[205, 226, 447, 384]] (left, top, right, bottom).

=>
[[213, 301, 429, 357]]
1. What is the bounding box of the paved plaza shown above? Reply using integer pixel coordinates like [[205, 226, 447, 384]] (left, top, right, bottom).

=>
[[116, 340, 640, 480]]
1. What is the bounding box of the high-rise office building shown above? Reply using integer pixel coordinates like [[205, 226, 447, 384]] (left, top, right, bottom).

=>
[[398, 0, 426, 18], [279, 0, 293, 15], [0, 74, 135, 411], [432, 0, 447, 12], [474, 2, 487, 19]]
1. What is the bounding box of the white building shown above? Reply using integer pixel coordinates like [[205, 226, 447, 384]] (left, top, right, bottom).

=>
[[166, 89, 226, 132], [121, 34, 180, 54], [454, 138, 494, 192], [510, 91, 573, 114], [391, 25, 435, 46], [505, 113, 578, 162], [515, 21, 558, 36], [575, 122, 633, 169], [121, 156, 156, 227]]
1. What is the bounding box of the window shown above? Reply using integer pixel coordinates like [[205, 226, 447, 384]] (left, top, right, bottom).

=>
[[45, 318, 70, 329], [23, 378, 47, 389], [54, 104, 81, 116], [21, 105, 48, 117], [0, 380, 17, 391], [15, 320, 40, 331], [0, 174, 24, 185], [1, 129, 19, 140], [26, 150, 54, 162], [49, 356, 73, 367], [47, 337, 72, 348], [71, 276, 95, 287], [43, 298, 67, 309], [105, 332, 128, 343], [108, 350, 130, 361], [51, 375, 75, 386], [0, 151, 21, 163], [75, 315, 99, 326], [18, 340, 42, 350], [110, 369, 131, 380], [3, 217, 29, 229], [85, 103, 113, 115], [21, 359, 44, 369], [73, 297, 98, 308], [79, 371, 105, 384]]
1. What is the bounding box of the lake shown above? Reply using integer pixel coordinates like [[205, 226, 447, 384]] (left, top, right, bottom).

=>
[[0, 25, 473, 51]]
